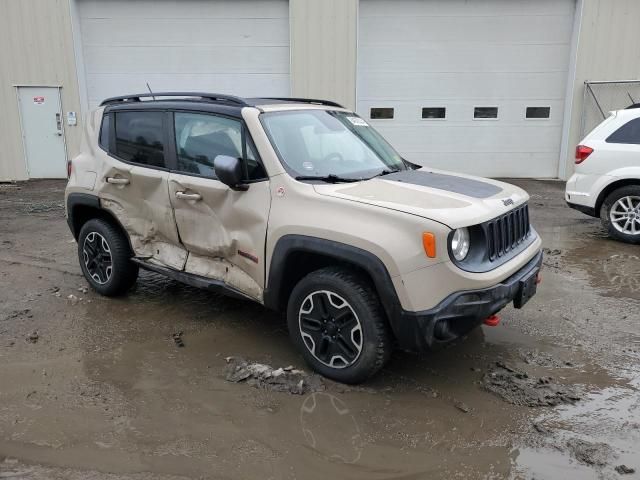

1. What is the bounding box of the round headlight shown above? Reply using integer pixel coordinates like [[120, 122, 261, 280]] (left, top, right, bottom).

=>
[[451, 227, 470, 261]]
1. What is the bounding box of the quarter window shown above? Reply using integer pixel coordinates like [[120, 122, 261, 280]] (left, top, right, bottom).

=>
[[606, 117, 640, 145], [99, 113, 110, 151], [173, 112, 265, 180], [114, 111, 166, 167]]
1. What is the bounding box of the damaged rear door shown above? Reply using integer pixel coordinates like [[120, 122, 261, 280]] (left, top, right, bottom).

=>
[[97, 109, 187, 270], [167, 111, 270, 302]]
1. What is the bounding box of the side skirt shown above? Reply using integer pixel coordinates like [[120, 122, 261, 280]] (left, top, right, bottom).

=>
[[131, 258, 259, 303]]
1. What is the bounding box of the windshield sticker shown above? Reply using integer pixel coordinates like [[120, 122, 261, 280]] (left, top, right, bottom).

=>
[[346, 116, 368, 127], [302, 162, 314, 171]]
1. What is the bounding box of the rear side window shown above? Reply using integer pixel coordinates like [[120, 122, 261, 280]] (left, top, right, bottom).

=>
[[174, 112, 265, 180], [99, 113, 110, 151], [606, 117, 640, 145], [114, 111, 166, 167]]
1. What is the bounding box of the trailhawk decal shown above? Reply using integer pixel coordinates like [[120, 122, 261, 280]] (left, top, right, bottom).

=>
[[383, 170, 503, 199]]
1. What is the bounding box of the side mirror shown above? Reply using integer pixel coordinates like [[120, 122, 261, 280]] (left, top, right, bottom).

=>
[[213, 155, 248, 191]]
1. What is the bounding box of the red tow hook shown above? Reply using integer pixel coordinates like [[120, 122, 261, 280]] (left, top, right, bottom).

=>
[[536, 272, 542, 285], [484, 315, 500, 327]]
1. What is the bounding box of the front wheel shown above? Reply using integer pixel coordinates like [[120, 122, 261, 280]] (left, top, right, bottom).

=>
[[600, 186, 640, 244], [78, 219, 139, 296], [287, 267, 392, 384]]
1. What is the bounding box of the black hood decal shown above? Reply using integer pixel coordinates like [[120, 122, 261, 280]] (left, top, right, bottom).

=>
[[383, 170, 503, 199]]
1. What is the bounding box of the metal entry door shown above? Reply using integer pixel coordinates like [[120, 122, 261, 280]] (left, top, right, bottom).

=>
[[17, 86, 67, 178]]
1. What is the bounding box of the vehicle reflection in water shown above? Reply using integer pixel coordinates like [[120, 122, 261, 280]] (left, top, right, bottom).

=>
[[299, 392, 363, 464]]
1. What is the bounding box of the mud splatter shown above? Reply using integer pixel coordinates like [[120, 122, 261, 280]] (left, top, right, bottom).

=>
[[481, 362, 582, 407], [225, 357, 325, 394], [566, 438, 615, 466]]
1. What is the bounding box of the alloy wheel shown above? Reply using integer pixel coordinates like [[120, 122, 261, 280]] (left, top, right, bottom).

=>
[[82, 231, 113, 284], [610, 195, 640, 235], [298, 290, 363, 369]]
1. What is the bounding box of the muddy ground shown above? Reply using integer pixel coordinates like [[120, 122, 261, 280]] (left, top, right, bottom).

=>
[[0, 179, 638, 479]]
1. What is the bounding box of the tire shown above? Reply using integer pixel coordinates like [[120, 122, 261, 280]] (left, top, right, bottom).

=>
[[77, 218, 139, 296], [600, 186, 640, 244], [287, 267, 392, 384]]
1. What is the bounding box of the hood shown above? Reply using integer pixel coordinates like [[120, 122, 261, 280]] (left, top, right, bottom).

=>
[[313, 168, 529, 229]]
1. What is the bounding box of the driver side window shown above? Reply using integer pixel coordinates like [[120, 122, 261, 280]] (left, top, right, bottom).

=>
[[173, 112, 265, 180]]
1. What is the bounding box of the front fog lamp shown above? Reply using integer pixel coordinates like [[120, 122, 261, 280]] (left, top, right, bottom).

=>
[[451, 227, 470, 261]]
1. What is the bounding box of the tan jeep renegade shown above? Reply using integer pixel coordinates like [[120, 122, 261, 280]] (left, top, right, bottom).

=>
[[66, 92, 543, 383]]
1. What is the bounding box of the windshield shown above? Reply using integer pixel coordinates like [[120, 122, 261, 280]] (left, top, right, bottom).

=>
[[260, 110, 407, 179]]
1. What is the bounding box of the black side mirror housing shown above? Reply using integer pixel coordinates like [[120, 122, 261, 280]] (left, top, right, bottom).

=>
[[213, 155, 248, 191]]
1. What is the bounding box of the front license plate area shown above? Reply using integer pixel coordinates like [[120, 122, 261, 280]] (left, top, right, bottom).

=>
[[514, 269, 538, 309]]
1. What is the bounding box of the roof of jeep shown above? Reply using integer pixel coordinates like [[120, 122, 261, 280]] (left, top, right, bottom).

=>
[[99, 92, 348, 114]]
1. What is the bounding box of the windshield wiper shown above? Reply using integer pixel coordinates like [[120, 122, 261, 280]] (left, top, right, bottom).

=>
[[367, 168, 400, 179], [295, 174, 361, 183]]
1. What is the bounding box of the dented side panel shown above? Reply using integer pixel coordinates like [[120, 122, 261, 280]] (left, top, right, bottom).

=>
[[168, 174, 271, 299], [95, 152, 187, 270]]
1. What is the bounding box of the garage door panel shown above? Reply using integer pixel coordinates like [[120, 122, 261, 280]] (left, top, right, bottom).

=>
[[80, 0, 288, 19], [78, 0, 290, 106], [358, 44, 570, 74], [404, 152, 558, 178], [81, 18, 289, 47], [360, 0, 574, 17], [83, 46, 289, 74], [359, 72, 569, 101], [85, 73, 290, 109], [378, 125, 562, 153], [360, 15, 571, 45], [359, 99, 565, 124], [357, 0, 574, 178]]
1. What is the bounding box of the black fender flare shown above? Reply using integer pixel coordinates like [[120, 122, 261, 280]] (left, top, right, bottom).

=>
[[263, 234, 403, 324], [66, 193, 132, 252]]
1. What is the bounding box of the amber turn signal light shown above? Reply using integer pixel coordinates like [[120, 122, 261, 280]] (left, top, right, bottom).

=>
[[422, 232, 436, 258]]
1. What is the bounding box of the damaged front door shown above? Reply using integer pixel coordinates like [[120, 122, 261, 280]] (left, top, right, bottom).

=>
[[168, 112, 270, 301], [97, 109, 187, 270]]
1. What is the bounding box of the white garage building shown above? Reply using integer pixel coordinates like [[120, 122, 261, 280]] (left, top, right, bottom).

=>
[[1, 0, 640, 181]]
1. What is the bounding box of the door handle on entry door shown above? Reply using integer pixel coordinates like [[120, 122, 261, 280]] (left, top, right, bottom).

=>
[[106, 177, 130, 185], [175, 191, 202, 201], [55, 113, 63, 136]]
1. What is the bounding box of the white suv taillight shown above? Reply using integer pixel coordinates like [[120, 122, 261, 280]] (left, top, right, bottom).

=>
[[575, 145, 593, 164]]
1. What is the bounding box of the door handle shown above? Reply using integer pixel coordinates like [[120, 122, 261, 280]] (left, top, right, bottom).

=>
[[106, 177, 130, 185], [175, 191, 202, 201], [55, 113, 63, 136]]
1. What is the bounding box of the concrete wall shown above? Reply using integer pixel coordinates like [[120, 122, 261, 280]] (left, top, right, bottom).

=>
[[561, 0, 640, 179], [0, 0, 82, 181], [289, 0, 358, 110]]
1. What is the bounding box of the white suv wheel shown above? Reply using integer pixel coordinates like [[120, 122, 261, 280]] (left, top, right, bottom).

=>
[[609, 195, 640, 235]]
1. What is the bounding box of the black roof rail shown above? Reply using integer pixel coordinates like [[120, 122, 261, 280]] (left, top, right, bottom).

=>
[[260, 97, 345, 108], [99, 92, 249, 107]]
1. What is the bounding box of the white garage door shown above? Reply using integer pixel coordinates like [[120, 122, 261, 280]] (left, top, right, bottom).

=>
[[357, 0, 575, 178], [77, 0, 290, 109]]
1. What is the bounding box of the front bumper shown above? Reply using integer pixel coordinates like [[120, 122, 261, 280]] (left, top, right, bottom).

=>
[[566, 201, 596, 217], [391, 250, 543, 352]]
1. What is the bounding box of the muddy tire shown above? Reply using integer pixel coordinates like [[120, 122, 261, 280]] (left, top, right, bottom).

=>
[[287, 267, 392, 384], [600, 186, 640, 244], [77, 219, 139, 296]]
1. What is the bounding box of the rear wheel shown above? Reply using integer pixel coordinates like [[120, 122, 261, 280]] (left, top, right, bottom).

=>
[[600, 186, 640, 244], [287, 267, 392, 384], [78, 219, 139, 296]]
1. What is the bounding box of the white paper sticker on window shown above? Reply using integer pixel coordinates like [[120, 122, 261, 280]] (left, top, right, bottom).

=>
[[346, 116, 368, 127]]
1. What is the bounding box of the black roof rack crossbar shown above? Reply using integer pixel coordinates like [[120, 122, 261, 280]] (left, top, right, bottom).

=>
[[261, 97, 344, 108], [100, 92, 249, 107]]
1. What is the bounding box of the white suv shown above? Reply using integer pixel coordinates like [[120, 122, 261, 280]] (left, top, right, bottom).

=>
[[566, 106, 640, 244]]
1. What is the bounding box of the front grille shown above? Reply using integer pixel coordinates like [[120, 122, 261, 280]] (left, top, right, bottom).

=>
[[486, 203, 531, 261]]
